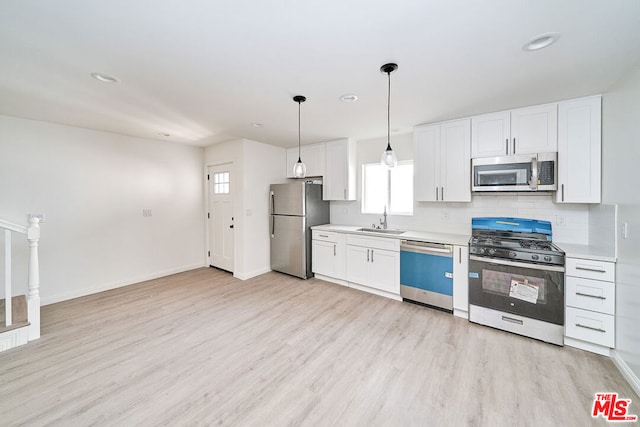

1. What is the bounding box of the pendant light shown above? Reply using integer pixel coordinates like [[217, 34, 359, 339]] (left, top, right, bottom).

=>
[[293, 95, 307, 178], [380, 63, 398, 168]]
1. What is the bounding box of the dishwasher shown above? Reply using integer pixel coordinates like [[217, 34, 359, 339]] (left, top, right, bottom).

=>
[[400, 240, 453, 311]]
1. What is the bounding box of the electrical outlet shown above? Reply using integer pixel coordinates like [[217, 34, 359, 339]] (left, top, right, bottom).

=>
[[27, 213, 46, 223], [441, 211, 450, 220], [555, 215, 566, 227], [143, 208, 153, 217], [342, 207, 348, 214]]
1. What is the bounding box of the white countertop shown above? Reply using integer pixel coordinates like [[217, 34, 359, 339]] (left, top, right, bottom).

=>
[[312, 224, 470, 246], [555, 242, 616, 263]]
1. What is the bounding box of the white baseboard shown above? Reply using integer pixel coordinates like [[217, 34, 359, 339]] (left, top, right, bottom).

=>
[[564, 337, 611, 356], [234, 267, 272, 281], [41, 262, 206, 306], [453, 309, 469, 320], [611, 350, 640, 398], [313, 274, 349, 288], [0, 325, 29, 353]]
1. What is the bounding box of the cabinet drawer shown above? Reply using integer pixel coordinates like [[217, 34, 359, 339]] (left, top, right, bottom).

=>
[[312, 230, 338, 243], [566, 276, 615, 315], [566, 258, 615, 282], [346, 234, 399, 251], [565, 306, 614, 348]]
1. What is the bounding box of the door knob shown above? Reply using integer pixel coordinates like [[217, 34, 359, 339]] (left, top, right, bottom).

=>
[[229, 225, 234, 229]]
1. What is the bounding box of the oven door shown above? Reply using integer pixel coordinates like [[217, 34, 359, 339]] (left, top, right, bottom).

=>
[[468, 255, 564, 325]]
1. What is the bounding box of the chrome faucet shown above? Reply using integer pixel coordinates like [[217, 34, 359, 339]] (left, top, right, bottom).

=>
[[379, 206, 388, 230]]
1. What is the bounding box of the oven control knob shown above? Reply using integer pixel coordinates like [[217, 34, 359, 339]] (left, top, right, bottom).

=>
[[488, 248, 496, 255], [531, 254, 539, 261], [509, 251, 517, 258], [544, 256, 552, 262]]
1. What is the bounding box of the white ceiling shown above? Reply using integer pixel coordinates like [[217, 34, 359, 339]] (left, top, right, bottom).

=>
[[1, 1, 639, 148]]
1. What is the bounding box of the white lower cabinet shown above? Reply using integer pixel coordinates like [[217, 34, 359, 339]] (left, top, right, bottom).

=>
[[346, 235, 400, 296], [564, 256, 615, 355], [312, 231, 344, 280], [452, 245, 469, 319]]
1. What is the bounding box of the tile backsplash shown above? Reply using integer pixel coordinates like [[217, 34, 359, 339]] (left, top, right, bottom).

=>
[[330, 193, 590, 244]]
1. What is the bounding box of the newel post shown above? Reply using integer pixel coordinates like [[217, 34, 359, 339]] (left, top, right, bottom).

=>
[[26, 217, 40, 340]]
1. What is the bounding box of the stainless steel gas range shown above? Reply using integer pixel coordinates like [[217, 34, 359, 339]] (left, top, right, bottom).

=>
[[468, 217, 565, 345]]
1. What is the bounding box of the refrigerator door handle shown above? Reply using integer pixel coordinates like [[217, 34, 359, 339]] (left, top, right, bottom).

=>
[[270, 190, 275, 215], [271, 215, 275, 237]]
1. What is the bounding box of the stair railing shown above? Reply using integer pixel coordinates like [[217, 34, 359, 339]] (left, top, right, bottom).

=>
[[1, 217, 40, 339]]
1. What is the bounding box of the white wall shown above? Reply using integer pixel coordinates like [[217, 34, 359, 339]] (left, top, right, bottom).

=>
[[329, 133, 590, 243], [204, 139, 285, 280], [602, 65, 640, 388], [0, 115, 205, 304]]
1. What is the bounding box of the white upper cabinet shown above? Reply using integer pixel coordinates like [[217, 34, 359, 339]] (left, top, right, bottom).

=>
[[323, 138, 356, 201], [556, 95, 601, 204], [510, 103, 558, 154], [286, 142, 326, 178], [414, 119, 471, 202], [470, 111, 510, 157], [471, 103, 557, 157]]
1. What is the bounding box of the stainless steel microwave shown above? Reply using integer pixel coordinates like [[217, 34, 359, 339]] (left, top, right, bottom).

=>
[[472, 152, 557, 192]]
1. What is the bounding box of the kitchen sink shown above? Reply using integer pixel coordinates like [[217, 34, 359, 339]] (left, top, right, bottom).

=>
[[356, 228, 406, 235]]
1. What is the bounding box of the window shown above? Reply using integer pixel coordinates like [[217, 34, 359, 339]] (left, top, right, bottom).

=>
[[212, 171, 230, 194], [362, 161, 413, 215]]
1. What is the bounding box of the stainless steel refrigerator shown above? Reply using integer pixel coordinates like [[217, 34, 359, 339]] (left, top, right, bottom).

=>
[[269, 182, 330, 279]]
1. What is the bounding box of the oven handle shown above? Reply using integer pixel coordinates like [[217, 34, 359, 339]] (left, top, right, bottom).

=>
[[470, 255, 565, 272]]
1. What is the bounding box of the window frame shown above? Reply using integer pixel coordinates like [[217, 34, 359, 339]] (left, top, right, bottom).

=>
[[361, 160, 413, 216]]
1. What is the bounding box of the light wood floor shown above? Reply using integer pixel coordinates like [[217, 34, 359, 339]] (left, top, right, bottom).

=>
[[1, 268, 637, 426]]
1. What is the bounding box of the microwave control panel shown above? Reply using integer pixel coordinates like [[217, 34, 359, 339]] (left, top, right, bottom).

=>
[[538, 161, 555, 185]]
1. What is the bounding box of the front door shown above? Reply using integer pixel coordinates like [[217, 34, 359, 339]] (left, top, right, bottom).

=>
[[208, 164, 234, 272]]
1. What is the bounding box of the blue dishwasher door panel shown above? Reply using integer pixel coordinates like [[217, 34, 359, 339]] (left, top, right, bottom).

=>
[[400, 251, 453, 296]]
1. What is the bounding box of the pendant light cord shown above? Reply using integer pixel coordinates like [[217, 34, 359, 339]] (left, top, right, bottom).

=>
[[298, 100, 302, 162], [387, 70, 391, 151]]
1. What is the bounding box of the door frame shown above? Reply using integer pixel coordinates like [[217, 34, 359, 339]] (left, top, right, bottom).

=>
[[205, 162, 237, 273]]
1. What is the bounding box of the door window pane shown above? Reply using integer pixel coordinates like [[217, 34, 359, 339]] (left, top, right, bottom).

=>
[[213, 171, 230, 194]]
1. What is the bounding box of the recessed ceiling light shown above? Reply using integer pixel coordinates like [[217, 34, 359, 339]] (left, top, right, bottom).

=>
[[339, 94, 358, 102], [91, 72, 119, 83], [523, 33, 560, 51], [251, 123, 263, 128]]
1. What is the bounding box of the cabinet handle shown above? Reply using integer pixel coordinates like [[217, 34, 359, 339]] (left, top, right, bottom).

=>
[[459, 247, 462, 264], [371, 250, 374, 263], [319, 234, 329, 238], [576, 323, 607, 333], [334, 244, 336, 256], [561, 184, 565, 202], [441, 187, 444, 201], [575, 292, 606, 300], [343, 188, 347, 199], [505, 139, 509, 155], [367, 249, 370, 262], [513, 137, 516, 154], [575, 265, 607, 273], [435, 187, 438, 201]]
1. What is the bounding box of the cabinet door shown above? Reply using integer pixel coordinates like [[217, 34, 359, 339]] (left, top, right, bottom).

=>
[[556, 96, 601, 203], [414, 124, 441, 201], [368, 248, 399, 294], [312, 240, 337, 277], [324, 139, 356, 201], [471, 111, 510, 158], [346, 245, 369, 286], [286, 144, 326, 178], [440, 119, 471, 202], [286, 147, 298, 178], [510, 103, 558, 154], [452, 245, 469, 316]]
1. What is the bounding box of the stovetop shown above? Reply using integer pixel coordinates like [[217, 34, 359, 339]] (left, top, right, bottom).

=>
[[470, 217, 565, 266]]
